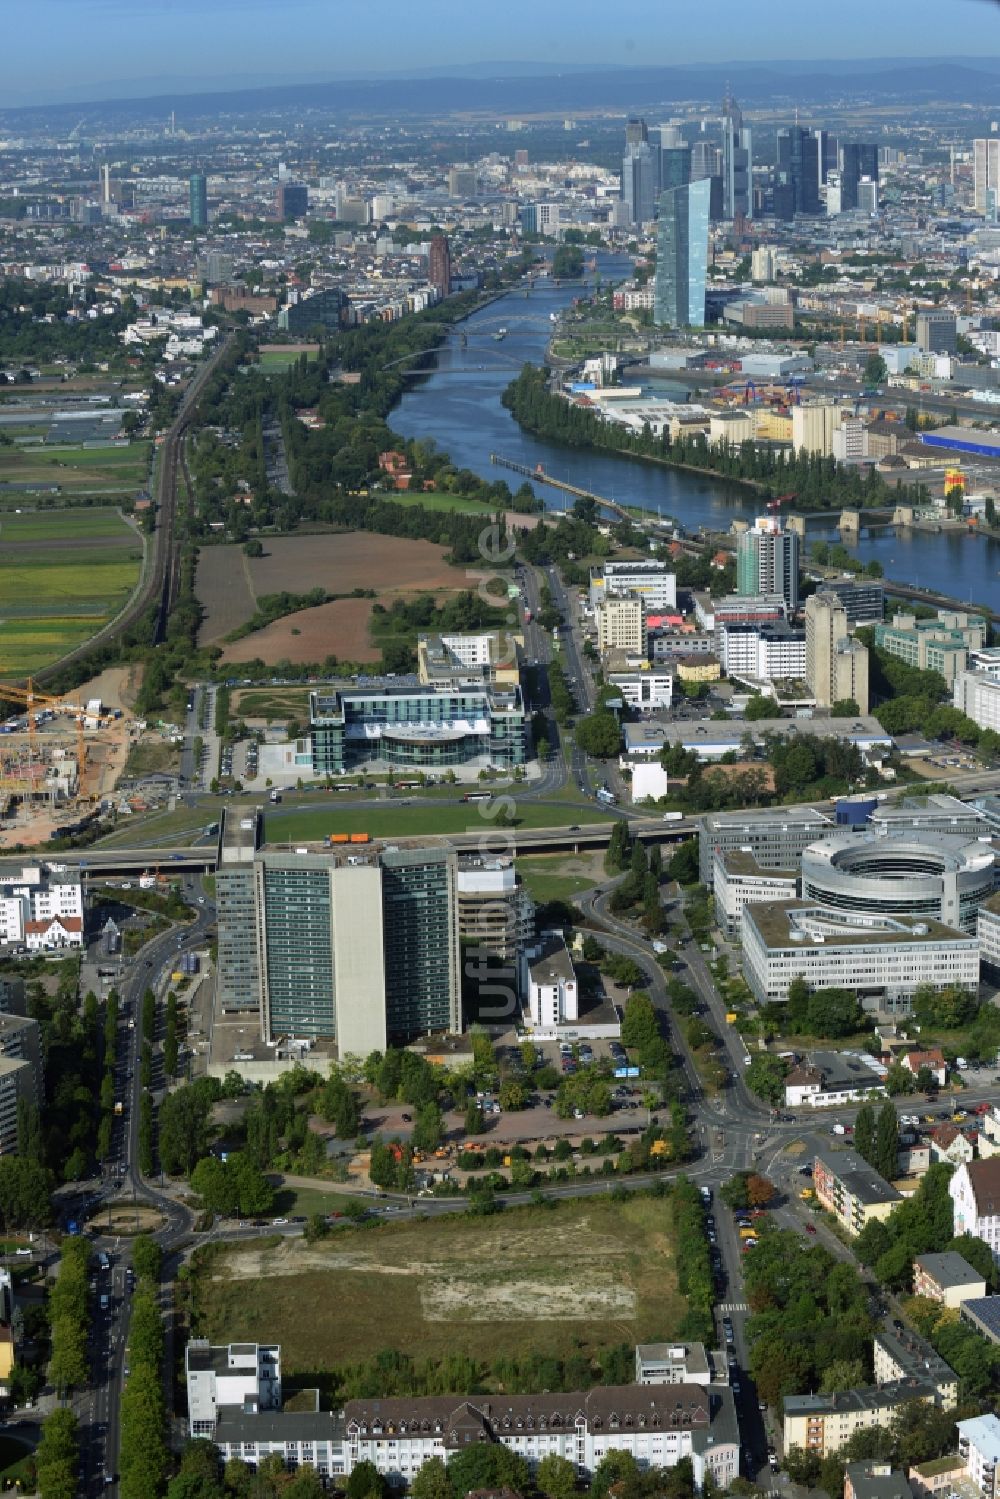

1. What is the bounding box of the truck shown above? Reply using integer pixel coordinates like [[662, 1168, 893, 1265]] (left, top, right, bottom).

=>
[[596, 787, 618, 806], [524, 608, 532, 624], [114, 1101, 123, 1117], [269, 789, 281, 803], [662, 811, 684, 823]]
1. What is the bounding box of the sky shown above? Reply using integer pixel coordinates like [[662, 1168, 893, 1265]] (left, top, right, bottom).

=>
[[4, 0, 1000, 106]]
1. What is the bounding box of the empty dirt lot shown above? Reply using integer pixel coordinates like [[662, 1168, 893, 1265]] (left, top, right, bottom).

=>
[[197, 532, 475, 652]]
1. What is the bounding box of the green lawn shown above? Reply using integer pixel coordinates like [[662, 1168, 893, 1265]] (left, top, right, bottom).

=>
[[386, 491, 497, 514], [190, 1194, 687, 1376], [270, 1184, 372, 1217], [515, 853, 601, 904], [265, 799, 611, 843], [0, 508, 136, 542], [0, 440, 150, 490]]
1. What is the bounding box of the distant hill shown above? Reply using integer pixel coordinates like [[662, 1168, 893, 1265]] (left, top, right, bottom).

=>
[[4, 55, 1000, 123]]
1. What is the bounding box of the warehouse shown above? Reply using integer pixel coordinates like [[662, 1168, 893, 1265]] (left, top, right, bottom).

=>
[[919, 426, 1000, 460]]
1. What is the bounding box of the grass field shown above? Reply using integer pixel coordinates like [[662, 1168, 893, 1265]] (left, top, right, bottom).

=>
[[387, 491, 497, 514], [234, 687, 313, 721], [191, 1195, 686, 1375], [0, 507, 142, 675], [0, 440, 151, 492], [259, 347, 320, 372], [515, 852, 603, 904], [265, 799, 611, 843]]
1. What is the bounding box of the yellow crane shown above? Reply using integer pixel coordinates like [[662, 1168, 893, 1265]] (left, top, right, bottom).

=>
[[0, 679, 110, 805]]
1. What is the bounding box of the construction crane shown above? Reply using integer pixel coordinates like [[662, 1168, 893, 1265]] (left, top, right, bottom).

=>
[[0, 679, 111, 806]]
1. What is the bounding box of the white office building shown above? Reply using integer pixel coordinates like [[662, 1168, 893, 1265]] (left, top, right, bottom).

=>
[[712, 849, 799, 937], [954, 670, 1000, 732], [186, 1341, 282, 1437], [741, 900, 980, 1014], [591, 561, 677, 612], [957, 1414, 1000, 1498], [521, 933, 579, 1028], [609, 670, 674, 710]]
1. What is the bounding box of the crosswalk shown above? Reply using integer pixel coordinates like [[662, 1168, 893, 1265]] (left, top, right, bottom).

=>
[[718, 1302, 749, 1313]]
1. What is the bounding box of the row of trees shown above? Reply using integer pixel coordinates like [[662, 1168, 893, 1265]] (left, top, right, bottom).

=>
[[48, 1237, 90, 1394], [119, 1235, 169, 1499], [853, 1100, 900, 1182]]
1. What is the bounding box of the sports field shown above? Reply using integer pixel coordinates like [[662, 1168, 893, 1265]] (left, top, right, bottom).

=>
[[0, 508, 143, 676], [190, 1195, 686, 1375]]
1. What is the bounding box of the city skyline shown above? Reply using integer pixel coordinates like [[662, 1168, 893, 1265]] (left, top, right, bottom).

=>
[[5, 0, 1000, 107]]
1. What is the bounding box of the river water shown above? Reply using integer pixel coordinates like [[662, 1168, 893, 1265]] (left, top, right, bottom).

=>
[[391, 257, 1000, 613]]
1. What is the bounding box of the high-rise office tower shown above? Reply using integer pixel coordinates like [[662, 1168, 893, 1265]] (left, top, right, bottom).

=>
[[721, 90, 752, 219], [805, 592, 870, 713], [655, 124, 685, 150], [974, 139, 1000, 213], [189, 172, 208, 228], [840, 143, 880, 211], [653, 179, 711, 329], [625, 116, 649, 149], [691, 142, 721, 181], [222, 812, 463, 1051], [814, 130, 839, 186], [427, 234, 451, 297], [736, 516, 800, 612], [775, 128, 821, 218], [276, 182, 308, 220], [621, 142, 659, 226], [660, 146, 692, 193]]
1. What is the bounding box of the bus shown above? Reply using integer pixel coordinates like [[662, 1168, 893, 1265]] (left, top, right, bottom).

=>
[[462, 792, 492, 803]]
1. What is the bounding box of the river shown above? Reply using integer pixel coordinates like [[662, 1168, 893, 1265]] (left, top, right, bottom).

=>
[[391, 256, 1000, 614]]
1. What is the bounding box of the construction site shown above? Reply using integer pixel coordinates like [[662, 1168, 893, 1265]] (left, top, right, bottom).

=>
[[0, 680, 134, 846]]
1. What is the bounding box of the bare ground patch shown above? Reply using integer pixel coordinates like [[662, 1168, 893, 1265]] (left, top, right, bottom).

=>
[[421, 1274, 636, 1322], [220, 597, 380, 666]]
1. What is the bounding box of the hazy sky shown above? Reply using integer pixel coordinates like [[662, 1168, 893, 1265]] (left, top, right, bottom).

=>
[[6, 0, 1000, 105]]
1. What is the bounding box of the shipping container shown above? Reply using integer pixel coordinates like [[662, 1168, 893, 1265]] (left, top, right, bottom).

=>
[[349, 833, 370, 844], [328, 833, 350, 844]]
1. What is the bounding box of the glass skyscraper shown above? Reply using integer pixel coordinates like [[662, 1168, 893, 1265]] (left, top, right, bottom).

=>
[[653, 178, 711, 329], [189, 173, 208, 228]]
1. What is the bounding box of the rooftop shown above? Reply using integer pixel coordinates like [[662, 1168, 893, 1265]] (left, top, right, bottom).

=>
[[875, 1325, 956, 1388], [784, 1380, 934, 1418], [745, 900, 971, 952], [913, 1251, 986, 1292], [956, 1413, 1000, 1463], [959, 1298, 1000, 1346], [815, 1149, 902, 1208]]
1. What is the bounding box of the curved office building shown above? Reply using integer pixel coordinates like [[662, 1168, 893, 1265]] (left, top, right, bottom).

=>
[[800, 830, 996, 933]]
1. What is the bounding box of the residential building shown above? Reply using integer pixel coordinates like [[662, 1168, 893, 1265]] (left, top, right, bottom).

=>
[[844, 1464, 914, 1499], [0, 1014, 42, 1108], [908, 1456, 969, 1499], [959, 1298, 1000, 1348], [742, 902, 978, 1014], [0, 1057, 37, 1154], [0, 867, 83, 951], [718, 623, 806, 683], [783, 1051, 885, 1110], [712, 849, 798, 938], [736, 517, 800, 611], [698, 804, 833, 884], [957, 1414, 1000, 1497], [813, 1150, 901, 1236], [215, 811, 262, 1015], [427, 235, 451, 297], [455, 856, 534, 965], [308, 682, 526, 775], [635, 1343, 711, 1387], [982, 1106, 1000, 1159], [806, 592, 870, 714], [608, 669, 674, 711], [902, 1049, 948, 1088], [953, 671, 1000, 734], [597, 596, 647, 656], [873, 1327, 957, 1409], [186, 1341, 282, 1438], [189, 172, 208, 228], [783, 1382, 935, 1459], [950, 1160, 1000, 1264], [591, 561, 676, 612], [521, 933, 578, 1029], [875, 612, 986, 687], [654, 179, 711, 328], [929, 1122, 974, 1167], [912, 1252, 988, 1309]]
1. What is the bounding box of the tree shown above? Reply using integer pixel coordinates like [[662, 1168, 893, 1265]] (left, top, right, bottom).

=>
[[36, 1408, 79, 1499], [831, 698, 861, 716], [820, 1357, 867, 1394], [411, 1457, 452, 1499], [498, 1080, 527, 1112], [875, 1099, 900, 1182], [412, 1102, 443, 1154], [447, 1445, 530, 1499], [746, 1173, 776, 1207], [864, 352, 888, 387], [464, 1101, 484, 1136], [854, 1102, 876, 1167], [744, 693, 776, 721], [537, 1454, 578, 1499], [745, 1054, 789, 1106], [346, 1460, 388, 1499], [620, 991, 660, 1050], [574, 710, 622, 758]]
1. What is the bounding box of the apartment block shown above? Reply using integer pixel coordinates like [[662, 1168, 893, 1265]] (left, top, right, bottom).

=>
[[805, 591, 870, 714], [875, 611, 986, 688], [912, 1252, 988, 1309], [784, 1382, 935, 1459], [953, 671, 1000, 734], [844, 1464, 915, 1499], [958, 1414, 1000, 1499], [873, 1327, 957, 1408], [813, 1149, 902, 1235], [597, 595, 647, 655], [590, 560, 677, 611], [949, 1160, 1000, 1265]]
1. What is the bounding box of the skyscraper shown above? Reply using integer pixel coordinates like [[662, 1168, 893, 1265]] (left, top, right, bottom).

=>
[[276, 182, 308, 220], [621, 142, 658, 226], [189, 172, 208, 228], [721, 91, 752, 219], [841, 143, 879, 211], [814, 130, 839, 186], [381, 847, 461, 1040], [805, 592, 870, 713], [775, 128, 821, 218], [974, 139, 1000, 214], [428, 234, 451, 297], [736, 516, 800, 612], [653, 179, 711, 328], [625, 117, 649, 149], [659, 147, 692, 193]]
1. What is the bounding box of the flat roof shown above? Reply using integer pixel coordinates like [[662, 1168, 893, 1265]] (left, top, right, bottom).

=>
[[719, 849, 798, 880], [913, 1251, 986, 1290], [815, 1149, 902, 1207], [956, 1413, 1000, 1461], [745, 900, 971, 951], [959, 1298, 1000, 1346]]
